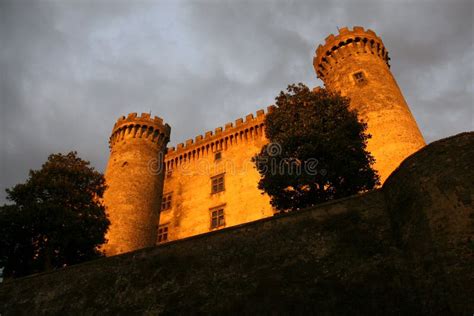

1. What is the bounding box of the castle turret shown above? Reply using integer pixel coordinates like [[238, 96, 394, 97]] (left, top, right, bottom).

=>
[[314, 26, 425, 182], [103, 113, 170, 255]]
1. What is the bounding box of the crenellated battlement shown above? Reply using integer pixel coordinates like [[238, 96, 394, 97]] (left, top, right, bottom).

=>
[[313, 26, 390, 80], [108, 112, 171, 150], [164, 106, 275, 170]]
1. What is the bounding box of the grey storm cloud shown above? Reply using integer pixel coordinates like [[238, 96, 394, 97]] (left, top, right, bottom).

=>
[[0, 0, 473, 203]]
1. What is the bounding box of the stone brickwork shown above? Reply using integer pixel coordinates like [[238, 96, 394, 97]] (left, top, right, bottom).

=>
[[1, 133, 472, 315], [103, 113, 170, 256], [160, 107, 275, 242], [384, 132, 474, 314]]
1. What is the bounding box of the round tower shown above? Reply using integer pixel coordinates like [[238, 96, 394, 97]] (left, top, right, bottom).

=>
[[314, 26, 425, 182], [103, 112, 170, 256]]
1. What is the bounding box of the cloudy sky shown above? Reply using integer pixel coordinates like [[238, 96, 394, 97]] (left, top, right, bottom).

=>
[[1, 0, 473, 202]]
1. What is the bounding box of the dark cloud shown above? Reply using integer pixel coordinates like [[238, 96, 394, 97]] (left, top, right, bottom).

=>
[[1, 0, 472, 203]]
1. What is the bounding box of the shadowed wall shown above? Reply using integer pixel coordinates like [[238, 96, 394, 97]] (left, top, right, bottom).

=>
[[1, 133, 472, 315]]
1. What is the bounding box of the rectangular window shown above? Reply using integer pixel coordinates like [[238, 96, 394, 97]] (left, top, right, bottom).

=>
[[161, 192, 172, 210], [211, 174, 225, 194], [353, 71, 366, 84], [158, 225, 169, 243], [210, 208, 225, 229], [214, 151, 222, 161], [166, 169, 172, 179]]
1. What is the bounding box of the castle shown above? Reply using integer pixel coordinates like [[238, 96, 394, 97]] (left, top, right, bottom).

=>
[[102, 26, 425, 256]]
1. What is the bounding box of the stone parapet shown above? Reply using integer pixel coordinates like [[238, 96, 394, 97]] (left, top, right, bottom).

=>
[[109, 112, 171, 150], [313, 26, 390, 80], [164, 106, 275, 170]]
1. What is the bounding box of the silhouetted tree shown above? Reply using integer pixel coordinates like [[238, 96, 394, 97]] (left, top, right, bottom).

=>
[[253, 83, 379, 212], [0, 152, 110, 279]]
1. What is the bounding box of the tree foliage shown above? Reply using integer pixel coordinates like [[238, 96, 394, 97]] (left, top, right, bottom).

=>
[[0, 152, 110, 278], [253, 83, 379, 212]]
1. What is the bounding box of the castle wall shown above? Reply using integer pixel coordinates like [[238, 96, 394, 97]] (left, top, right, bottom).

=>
[[1, 191, 398, 314], [159, 108, 274, 242], [2, 133, 472, 315], [384, 132, 474, 313]]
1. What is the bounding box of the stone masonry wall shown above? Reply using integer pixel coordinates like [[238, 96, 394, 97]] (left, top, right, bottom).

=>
[[159, 108, 274, 242], [2, 190, 406, 315], [384, 132, 474, 314], [1, 132, 472, 315]]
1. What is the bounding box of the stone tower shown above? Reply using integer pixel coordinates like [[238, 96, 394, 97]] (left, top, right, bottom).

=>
[[103, 113, 170, 256], [314, 26, 425, 182]]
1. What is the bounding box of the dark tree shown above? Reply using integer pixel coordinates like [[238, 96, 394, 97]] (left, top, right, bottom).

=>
[[0, 152, 110, 279], [253, 83, 379, 212]]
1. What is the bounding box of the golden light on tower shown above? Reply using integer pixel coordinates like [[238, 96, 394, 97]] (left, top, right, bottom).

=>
[[102, 113, 170, 256], [314, 26, 425, 182]]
